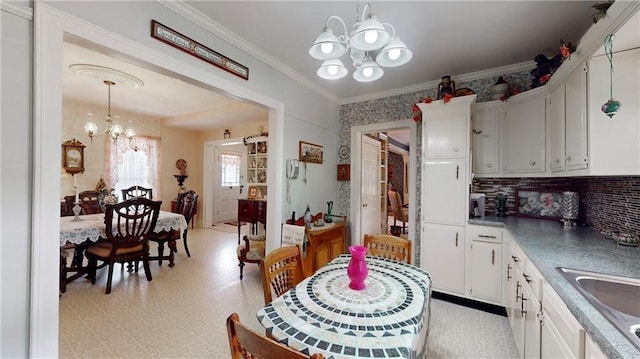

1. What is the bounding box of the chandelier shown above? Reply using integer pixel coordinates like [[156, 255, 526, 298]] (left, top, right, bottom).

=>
[[69, 64, 143, 143], [308, 3, 412, 82]]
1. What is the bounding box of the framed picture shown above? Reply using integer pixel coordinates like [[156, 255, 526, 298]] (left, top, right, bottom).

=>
[[299, 141, 323, 164], [247, 185, 258, 199], [515, 188, 563, 220], [337, 164, 350, 181]]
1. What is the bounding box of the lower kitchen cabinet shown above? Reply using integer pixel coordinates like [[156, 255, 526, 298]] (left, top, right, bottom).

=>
[[585, 334, 607, 359], [466, 225, 504, 305], [542, 282, 585, 359], [421, 223, 465, 295]]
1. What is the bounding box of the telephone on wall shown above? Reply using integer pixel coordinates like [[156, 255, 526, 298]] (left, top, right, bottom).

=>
[[286, 159, 299, 179]]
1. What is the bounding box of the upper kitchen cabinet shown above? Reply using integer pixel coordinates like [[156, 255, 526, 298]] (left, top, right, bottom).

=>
[[422, 96, 474, 160], [472, 101, 502, 176], [549, 62, 589, 173], [501, 88, 547, 174], [587, 48, 640, 175]]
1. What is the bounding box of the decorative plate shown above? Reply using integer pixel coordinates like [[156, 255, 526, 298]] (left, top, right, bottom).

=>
[[455, 87, 475, 97], [338, 145, 349, 159]]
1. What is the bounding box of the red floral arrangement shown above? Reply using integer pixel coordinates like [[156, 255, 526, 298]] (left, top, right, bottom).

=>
[[413, 95, 455, 122]]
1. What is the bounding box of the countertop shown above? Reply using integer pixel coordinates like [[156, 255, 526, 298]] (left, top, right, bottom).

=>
[[468, 215, 640, 359]]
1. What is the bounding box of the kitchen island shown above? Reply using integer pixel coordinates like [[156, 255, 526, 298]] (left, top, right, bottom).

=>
[[469, 215, 640, 359]]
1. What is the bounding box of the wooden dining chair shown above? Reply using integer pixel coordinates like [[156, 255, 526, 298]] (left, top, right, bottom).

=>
[[147, 190, 198, 266], [85, 197, 161, 294], [121, 185, 153, 200], [363, 233, 412, 264], [78, 190, 104, 214], [259, 246, 305, 305], [388, 190, 409, 234], [227, 313, 323, 359]]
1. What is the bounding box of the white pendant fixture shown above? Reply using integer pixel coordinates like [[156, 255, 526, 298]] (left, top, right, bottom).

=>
[[308, 3, 411, 82]]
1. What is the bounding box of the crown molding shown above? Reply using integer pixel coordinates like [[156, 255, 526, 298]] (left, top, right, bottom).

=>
[[1, 1, 33, 20], [158, 0, 340, 104]]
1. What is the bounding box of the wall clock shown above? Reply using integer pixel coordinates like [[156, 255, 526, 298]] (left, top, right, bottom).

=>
[[62, 139, 86, 175], [338, 145, 349, 159]]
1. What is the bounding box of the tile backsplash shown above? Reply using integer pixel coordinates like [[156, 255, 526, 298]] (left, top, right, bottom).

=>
[[473, 176, 640, 234]]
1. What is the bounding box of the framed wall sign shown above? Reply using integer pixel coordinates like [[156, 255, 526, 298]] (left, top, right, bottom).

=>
[[151, 20, 249, 80], [337, 164, 350, 181]]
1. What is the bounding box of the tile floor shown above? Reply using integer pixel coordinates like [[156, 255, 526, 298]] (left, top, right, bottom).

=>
[[59, 227, 518, 358]]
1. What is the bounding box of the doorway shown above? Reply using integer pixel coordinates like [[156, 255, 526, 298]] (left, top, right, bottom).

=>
[[350, 120, 417, 247], [34, 6, 285, 356], [204, 140, 247, 226]]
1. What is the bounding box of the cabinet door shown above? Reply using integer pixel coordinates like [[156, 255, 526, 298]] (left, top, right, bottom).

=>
[[503, 94, 546, 173], [315, 241, 331, 270], [469, 240, 503, 304], [423, 160, 467, 225], [472, 104, 501, 175], [542, 312, 575, 359], [549, 83, 566, 172], [421, 223, 465, 295], [523, 283, 541, 359], [565, 63, 588, 171], [512, 270, 526, 359], [505, 240, 516, 323], [424, 113, 468, 159]]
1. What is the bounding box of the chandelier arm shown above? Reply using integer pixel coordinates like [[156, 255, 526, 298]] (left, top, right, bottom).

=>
[[326, 15, 350, 45], [360, 3, 372, 21]]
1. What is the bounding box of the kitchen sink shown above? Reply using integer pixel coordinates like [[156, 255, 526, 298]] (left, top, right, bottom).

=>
[[557, 267, 640, 350]]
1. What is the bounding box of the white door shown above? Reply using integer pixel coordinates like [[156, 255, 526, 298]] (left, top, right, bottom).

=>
[[214, 145, 245, 223], [361, 135, 381, 237]]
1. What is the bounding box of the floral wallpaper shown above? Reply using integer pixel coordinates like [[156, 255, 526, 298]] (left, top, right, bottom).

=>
[[339, 70, 534, 265]]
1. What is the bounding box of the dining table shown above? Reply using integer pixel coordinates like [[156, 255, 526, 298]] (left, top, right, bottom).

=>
[[60, 210, 188, 281], [257, 255, 432, 359]]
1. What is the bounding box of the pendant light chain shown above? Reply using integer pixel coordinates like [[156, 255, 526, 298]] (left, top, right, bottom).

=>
[[604, 34, 615, 99]]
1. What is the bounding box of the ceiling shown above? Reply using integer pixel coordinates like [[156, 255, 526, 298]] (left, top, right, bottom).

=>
[[63, 1, 633, 135]]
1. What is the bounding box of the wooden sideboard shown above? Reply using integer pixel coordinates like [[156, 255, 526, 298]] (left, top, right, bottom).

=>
[[237, 199, 267, 243], [303, 222, 347, 276]]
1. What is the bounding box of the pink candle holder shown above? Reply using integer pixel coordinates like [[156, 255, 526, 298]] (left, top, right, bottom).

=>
[[347, 245, 368, 290]]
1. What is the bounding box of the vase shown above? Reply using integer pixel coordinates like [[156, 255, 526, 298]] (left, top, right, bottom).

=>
[[324, 201, 333, 223], [347, 245, 368, 290]]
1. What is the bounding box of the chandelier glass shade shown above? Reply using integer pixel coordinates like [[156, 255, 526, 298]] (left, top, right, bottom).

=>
[[308, 3, 412, 82], [69, 64, 142, 143]]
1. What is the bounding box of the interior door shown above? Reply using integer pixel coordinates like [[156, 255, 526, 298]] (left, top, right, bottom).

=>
[[214, 145, 245, 223], [361, 135, 381, 236]]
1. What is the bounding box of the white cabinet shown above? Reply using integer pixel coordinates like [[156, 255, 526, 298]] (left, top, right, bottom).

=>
[[467, 225, 503, 305], [502, 89, 547, 174], [549, 82, 566, 172], [541, 282, 585, 359], [564, 63, 589, 171], [421, 223, 465, 295], [549, 62, 589, 173], [419, 96, 475, 297], [585, 334, 607, 359], [423, 111, 469, 159], [472, 102, 502, 175], [588, 48, 640, 175], [245, 136, 268, 185], [423, 160, 467, 226]]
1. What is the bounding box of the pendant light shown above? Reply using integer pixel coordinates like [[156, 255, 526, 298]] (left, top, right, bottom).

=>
[[601, 34, 622, 118]]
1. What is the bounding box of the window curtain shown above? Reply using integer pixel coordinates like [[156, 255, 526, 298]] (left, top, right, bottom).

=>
[[104, 136, 162, 199]]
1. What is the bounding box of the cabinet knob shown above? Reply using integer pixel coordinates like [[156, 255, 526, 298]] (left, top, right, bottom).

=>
[[529, 160, 536, 166], [554, 159, 560, 164], [566, 156, 572, 162], [486, 163, 492, 168], [452, 147, 459, 152], [472, 129, 483, 135]]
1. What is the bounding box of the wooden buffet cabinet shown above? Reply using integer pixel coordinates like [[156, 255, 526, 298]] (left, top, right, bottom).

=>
[[237, 199, 267, 243], [303, 222, 347, 276]]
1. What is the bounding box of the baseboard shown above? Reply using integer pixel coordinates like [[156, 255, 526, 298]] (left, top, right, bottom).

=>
[[431, 291, 507, 317]]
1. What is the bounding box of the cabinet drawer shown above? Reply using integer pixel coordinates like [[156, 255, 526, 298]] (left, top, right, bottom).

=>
[[470, 226, 503, 243], [543, 282, 585, 358]]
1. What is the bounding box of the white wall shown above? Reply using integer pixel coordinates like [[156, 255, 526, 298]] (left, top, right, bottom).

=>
[[3, 1, 340, 357], [1, 5, 33, 358]]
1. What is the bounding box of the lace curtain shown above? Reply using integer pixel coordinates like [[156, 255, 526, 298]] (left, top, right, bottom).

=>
[[104, 136, 162, 200]]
